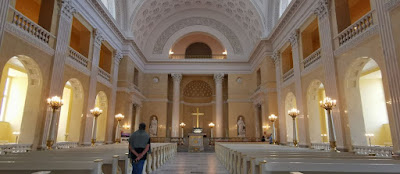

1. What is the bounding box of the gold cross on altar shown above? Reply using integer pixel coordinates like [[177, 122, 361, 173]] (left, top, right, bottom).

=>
[[192, 108, 204, 128]]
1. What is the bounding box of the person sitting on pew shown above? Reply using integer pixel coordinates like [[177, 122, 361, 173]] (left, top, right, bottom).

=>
[[129, 123, 151, 174]]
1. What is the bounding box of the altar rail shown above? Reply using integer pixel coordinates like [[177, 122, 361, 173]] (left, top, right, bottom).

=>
[[55, 142, 79, 149], [311, 143, 330, 151], [352, 145, 393, 158], [335, 10, 375, 46], [0, 144, 32, 155], [8, 6, 55, 47]]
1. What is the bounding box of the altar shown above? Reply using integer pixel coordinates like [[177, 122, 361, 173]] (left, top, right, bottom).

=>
[[188, 133, 206, 152]]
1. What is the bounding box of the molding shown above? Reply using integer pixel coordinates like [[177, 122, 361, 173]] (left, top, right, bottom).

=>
[[334, 25, 379, 57], [289, 30, 299, 47], [65, 57, 91, 76], [226, 98, 252, 103], [144, 98, 169, 102], [300, 58, 322, 77], [97, 75, 112, 88], [313, 0, 329, 20], [59, 0, 77, 20], [385, 0, 400, 11], [272, 50, 281, 66], [5, 23, 55, 56], [249, 40, 273, 71], [181, 101, 215, 106]]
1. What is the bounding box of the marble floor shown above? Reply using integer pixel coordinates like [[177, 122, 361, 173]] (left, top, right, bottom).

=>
[[151, 152, 229, 174]]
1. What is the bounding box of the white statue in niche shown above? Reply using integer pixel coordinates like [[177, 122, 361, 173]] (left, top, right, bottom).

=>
[[150, 116, 158, 137], [237, 116, 246, 137]]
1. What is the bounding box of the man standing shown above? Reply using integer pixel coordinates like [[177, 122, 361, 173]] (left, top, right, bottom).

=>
[[129, 123, 150, 174]]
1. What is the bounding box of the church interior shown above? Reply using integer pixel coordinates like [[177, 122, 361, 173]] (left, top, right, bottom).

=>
[[1, 0, 400, 173]]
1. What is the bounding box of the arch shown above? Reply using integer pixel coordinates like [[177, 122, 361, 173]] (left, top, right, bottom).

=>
[[95, 91, 108, 142], [0, 55, 42, 144], [57, 79, 84, 142], [306, 80, 328, 143], [284, 92, 297, 143], [344, 58, 392, 146], [185, 42, 212, 58], [170, 32, 226, 58]]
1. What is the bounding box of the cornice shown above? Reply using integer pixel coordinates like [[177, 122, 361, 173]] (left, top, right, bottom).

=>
[[385, 0, 400, 11]]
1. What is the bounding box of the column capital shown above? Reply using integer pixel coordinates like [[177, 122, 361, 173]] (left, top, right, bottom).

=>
[[133, 103, 142, 108], [289, 30, 299, 47], [94, 29, 104, 47], [314, 0, 329, 20], [271, 51, 281, 65], [171, 73, 182, 82], [114, 51, 123, 64], [214, 73, 225, 84], [58, 0, 76, 20]]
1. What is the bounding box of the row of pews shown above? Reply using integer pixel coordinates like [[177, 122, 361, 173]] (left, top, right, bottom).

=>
[[0, 143, 177, 174], [216, 142, 400, 174]]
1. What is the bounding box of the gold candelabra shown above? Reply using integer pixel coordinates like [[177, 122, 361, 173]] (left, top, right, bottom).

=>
[[268, 114, 278, 144], [90, 107, 103, 146], [46, 96, 63, 150], [115, 113, 125, 143], [288, 108, 300, 147], [320, 97, 339, 152], [179, 122, 186, 145]]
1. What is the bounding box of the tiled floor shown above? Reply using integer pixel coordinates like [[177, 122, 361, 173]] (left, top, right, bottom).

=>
[[151, 152, 229, 174]]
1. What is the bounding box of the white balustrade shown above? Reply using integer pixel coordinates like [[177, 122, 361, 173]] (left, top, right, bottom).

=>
[[68, 47, 89, 67], [353, 145, 393, 158], [283, 68, 294, 82], [98, 68, 111, 81], [302, 48, 321, 69], [335, 10, 374, 46], [0, 144, 32, 155], [8, 6, 55, 46], [55, 142, 79, 149], [310, 143, 330, 151]]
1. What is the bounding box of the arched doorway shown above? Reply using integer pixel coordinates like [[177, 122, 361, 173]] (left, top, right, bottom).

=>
[[284, 92, 297, 143], [0, 56, 42, 144], [56, 79, 84, 142], [345, 58, 392, 146], [306, 80, 328, 143], [95, 91, 108, 142]]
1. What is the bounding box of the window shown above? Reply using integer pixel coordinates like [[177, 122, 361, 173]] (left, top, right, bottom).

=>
[[185, 42, 212, 58], [0, 77, 11, 121]]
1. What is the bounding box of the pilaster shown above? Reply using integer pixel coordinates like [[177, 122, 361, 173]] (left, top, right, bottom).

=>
[[0, 0, 10, 48], [253, 103, 260, 138], [83, 29, 103, 145], [289, 30, 309, 146], [41, 0, 76, 149], [272, 51, 286, 144], [375, 0, 400, 155], [314, 0, 346, 149]]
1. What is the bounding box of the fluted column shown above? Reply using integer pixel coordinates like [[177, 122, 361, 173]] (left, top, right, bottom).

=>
[[0, 0, 10, 48], [314, 0, 345, 149], [134, 104, 142, 131], [214, 73, 224, 137], [41, 0, 75, 149], [289, 31, 308, 146], [83, 29, 103, 145], [105, 52, 123, 143], [253, 104, 260, 138], [375, 0, 400, 154], [272, 51, 286, 144], [171, 73, 182, 137]]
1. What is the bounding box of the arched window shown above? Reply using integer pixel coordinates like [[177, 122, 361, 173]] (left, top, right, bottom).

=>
[[185, 42, 212, 58], [101, 0, 116, 18], [279, 0, 293, 17]]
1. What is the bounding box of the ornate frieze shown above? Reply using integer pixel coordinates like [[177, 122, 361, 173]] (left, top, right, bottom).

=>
[[153, 17, 243, 54], [385, 0, 400, 11], [214, 73, 225, 84], [314, 0, 329, 20]]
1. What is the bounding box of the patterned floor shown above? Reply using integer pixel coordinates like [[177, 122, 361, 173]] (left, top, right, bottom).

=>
[[150, 152, 229, 174]]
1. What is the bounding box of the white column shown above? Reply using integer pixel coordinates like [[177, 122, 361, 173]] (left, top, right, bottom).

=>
[[214, 73, 224, 138], [253, 104, 260, 138], [289, 30, 308, 146], [83, 29, 103, 145], [134, 104, 142, 131], [261, 103, 267, 136], [272, 51, 286, 144], [375, 0, 400, 154], [314, 0, 346, 149], [171, 73, 182, 137], [0, 0, 10, 48], [105, 52, 123, 144], [41, 0, 76, 149]]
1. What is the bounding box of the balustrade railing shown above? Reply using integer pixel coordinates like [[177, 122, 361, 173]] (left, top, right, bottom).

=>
[[353, 145, 393, 158], [335, 10, 374, 46], [98, 68, 111, 81], [68, 47, 89, 68], [8, 7, 55, 46], [311, 143, 330, 151], [0, 144, 32, 155], [55, 142, 79, 149], [303, 48, 321, 69], [283, 68, 294, 82], [169, 54, 227, 59]]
